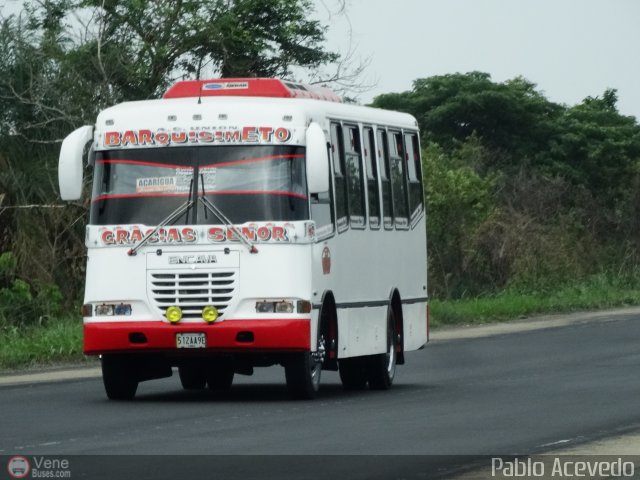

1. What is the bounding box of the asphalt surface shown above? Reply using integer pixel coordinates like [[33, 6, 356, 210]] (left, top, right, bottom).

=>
[[1, 313, 640, 478]]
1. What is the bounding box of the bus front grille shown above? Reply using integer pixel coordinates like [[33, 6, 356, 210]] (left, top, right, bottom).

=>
[[149, 271, 237, 320]]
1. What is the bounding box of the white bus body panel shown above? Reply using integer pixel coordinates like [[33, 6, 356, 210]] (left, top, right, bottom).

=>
[[83, 95, 427, 358]]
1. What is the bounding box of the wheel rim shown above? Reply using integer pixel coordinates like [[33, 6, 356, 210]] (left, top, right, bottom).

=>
[[386, 324, 396, 378], [310, 333, 326, 388]]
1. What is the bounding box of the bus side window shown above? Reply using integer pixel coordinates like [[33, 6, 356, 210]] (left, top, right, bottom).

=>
[[404, 132, 423, 222], [330, 122, 348, 231], [310, 141, 335, 239], [389, 130, 409, 228], [377, 128, 393, 229], [344, 124, 365, 228], [363, 127, 380, 229]]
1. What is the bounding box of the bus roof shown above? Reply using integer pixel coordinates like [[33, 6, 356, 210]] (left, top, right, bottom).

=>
[[97, 96, 418, 132], [163, 78, 344, 103]]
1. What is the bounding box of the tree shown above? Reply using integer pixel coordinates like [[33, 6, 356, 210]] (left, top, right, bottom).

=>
[[74, 0, 339, 99], [0, 0, 345, 306], [372, 72, 562, 168]]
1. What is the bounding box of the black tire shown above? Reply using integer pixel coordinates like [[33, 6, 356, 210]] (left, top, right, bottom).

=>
[[285, 319, 326, 400], [285, 352, 321, 400], [338, 357, 368, 390], [366, 308, 397, 390], [205, 359, 235, 391], [101, 355, 138, 400], [178, 365, 207, 390]]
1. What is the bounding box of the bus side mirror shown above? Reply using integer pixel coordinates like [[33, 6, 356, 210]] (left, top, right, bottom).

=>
[[58, 125, 94, 200], [306, 122, 330, 194]]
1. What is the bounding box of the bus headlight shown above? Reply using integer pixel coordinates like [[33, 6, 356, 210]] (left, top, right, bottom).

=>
[[275, 301, 294, 313], [166, 306, 183, 323], [94, 303, 132, 316], [95, 304, 114, 316], [255, 301, 294, 314], [202, 306, 219, 323]]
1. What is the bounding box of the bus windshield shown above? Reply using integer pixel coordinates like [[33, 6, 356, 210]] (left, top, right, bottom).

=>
[[90, 145, 308, 225]]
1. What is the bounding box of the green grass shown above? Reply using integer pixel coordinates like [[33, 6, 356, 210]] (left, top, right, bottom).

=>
[[431, 273, 640, 327], [2, 273, 640, 370], [0, 315, 85, 370]]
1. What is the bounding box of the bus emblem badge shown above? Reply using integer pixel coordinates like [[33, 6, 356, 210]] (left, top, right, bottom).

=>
[[322, 247, 331, 275]]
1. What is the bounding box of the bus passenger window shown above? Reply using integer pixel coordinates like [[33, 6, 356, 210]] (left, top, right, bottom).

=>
[[389, 131, 409, 228], [404, 133, 424, 221], [363, 127, 380, 229], [330, 122, 348, 231], [344, 125, 365, 228], [376, 128, 393, 229]]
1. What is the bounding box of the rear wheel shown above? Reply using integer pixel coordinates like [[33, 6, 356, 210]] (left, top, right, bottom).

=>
[[366, 308, 397, 390], [285, 324, 325, 400], [102, 355, 138, 400], [178, 365, 207, 390], [339, 357, 368, 390]]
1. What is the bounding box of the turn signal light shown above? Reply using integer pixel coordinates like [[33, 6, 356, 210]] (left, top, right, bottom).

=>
[[296, 301, 312, 314]]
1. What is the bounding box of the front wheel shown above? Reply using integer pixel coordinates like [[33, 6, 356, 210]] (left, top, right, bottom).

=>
[[366, 309, 397, 390], [285, 330, 325, 400], [178, 365, 207, 390], [205, 358, 235, 392], [101, 355, 138, 400]]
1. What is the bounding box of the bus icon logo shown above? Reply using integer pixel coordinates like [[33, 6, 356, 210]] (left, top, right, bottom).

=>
[[7, 456, 30, 479], [322, 246, 331, 274]]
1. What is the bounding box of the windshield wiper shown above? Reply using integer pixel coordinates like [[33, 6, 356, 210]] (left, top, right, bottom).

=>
[[127, 180, 194, 256], [199, 174, 258, 254]]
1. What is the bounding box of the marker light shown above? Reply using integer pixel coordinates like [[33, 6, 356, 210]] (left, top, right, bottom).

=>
[[202, 306, 219, 323], [166, 306, 183, 323]]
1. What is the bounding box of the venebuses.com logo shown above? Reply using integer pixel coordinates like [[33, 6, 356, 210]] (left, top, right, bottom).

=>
[[7, 457, 30, 479], [6, 456, 71, 479]]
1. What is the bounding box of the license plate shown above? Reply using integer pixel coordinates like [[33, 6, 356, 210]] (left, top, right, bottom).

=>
[[176, 333, 206, 349]]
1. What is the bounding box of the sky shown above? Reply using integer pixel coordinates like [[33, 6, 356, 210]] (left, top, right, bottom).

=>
[[1, 0, 638, 118], [317, 0, 640, 118]]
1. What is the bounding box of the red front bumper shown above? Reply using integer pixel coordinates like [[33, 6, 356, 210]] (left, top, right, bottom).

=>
[[84, 319, 310, 355]]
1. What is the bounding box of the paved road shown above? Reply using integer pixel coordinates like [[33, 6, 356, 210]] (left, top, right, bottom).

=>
[[2, 313, 640, 478]]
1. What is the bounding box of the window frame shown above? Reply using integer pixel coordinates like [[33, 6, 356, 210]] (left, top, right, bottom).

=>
[[376, 127, 395, 231], [342, 122, 366, 230], [388, 129, 410, 230], [330, 121, 349, 233], [363, 125, 381, 231], [403, 130, 425, 227]]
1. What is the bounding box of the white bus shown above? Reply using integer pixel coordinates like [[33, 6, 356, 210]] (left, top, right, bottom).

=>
[[58, 78, 428, 400]]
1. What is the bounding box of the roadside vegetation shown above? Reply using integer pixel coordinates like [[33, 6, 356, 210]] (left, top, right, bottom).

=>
[[2, 3, 640, 369]]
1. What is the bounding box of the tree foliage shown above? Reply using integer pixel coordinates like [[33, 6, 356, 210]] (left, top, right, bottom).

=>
[[0, 0, 343, 318], [375, 72, 640, 297]]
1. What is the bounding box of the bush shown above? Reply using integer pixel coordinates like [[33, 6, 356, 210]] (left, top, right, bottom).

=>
[[0, 251, 63, 328]]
